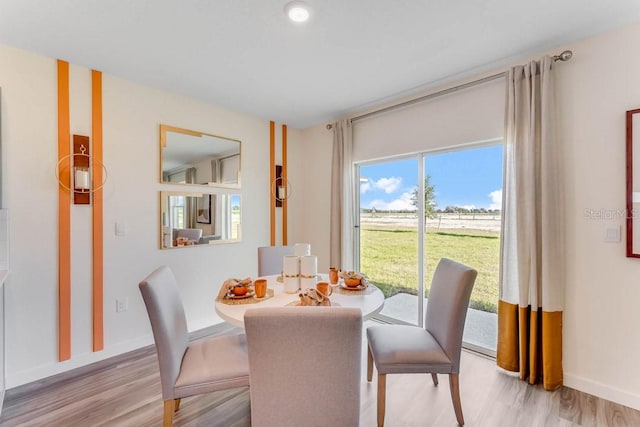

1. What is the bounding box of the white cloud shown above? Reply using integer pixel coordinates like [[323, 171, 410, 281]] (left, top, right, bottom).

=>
[[368, 192, 416, 211], [489, 189, 502, 210], [360, 176, 403, 195], [375, 177, 402, 194], [461, 204, 476, 210]]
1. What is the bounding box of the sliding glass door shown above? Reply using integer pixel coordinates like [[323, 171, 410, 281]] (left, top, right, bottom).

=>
[[422, 144, 502, 354], [356, 143, 502, 354], [357, 157, 421, 325]]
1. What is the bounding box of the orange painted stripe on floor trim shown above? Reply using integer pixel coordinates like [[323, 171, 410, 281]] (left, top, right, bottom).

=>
[[270, 121, 276, 246], [57, 59, 71, 362], [91, 70, 104, 352], [282, 124, 288, 245]]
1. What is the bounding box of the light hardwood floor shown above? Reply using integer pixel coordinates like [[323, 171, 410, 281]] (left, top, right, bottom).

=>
[[1, 322, 638, 427]]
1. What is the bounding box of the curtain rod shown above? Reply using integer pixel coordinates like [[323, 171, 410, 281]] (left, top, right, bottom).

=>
[[326, 50, 573, 129]]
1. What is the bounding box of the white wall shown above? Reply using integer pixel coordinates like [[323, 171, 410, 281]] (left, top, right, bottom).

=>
[[558, 23, 640, 410], [0, 43, 277, 387], [290, 22, 640, 409]]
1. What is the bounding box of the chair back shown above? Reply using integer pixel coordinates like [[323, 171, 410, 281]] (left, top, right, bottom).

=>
[[139, 266, 189, 400], [257, 245, 295, 276], [176, 228, 203, 241], [425, 258, 477, 373], [245, 307, 362, 427]]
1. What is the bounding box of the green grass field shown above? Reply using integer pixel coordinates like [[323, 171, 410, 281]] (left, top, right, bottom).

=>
[[360, 226, 500, 313]]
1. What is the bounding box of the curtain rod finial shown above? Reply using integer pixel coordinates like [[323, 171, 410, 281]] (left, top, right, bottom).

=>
[[326, 124, 333, 130], [553, 50, 573, 62]]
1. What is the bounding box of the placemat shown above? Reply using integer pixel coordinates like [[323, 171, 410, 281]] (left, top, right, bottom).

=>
[[216, 289, 275, 305], [335, 283, 377, 295]]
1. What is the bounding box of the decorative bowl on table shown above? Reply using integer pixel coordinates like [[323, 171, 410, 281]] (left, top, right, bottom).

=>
[[343, 277, 361, 287], [340, 271, 366, 288], [224, 277, 253, 298], [231, 284, 250, 296]]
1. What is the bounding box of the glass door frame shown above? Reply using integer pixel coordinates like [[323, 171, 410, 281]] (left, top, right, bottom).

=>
[[354, 153, 426, 327], [354, 139, 503, 343]]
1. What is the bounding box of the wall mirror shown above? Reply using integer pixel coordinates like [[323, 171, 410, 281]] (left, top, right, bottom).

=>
[[160, 191, 241, 249], [626, 108, 640, 257], [160, 124, 241, 188]]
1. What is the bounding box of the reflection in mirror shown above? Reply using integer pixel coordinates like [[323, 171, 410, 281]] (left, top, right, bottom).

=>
[[160, 125, 241, 187], [160, 192, 241, 249], [627, 109, 640, 257]]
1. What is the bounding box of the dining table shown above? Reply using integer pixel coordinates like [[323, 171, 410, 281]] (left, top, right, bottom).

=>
[[215, 274, 385, 328]]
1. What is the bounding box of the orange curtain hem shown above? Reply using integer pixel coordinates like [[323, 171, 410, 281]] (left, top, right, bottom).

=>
[[542, 310, 563, 390], [496, 300, 519, 372], [496, 300, 563, 391]]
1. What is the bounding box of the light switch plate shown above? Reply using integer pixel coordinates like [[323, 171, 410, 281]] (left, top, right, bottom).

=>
[[604, 225, 620, 243], [116, 222, 127, 236]]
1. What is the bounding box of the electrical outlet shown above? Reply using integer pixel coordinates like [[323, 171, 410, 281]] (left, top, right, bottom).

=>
[[116, 298, 129, 312]]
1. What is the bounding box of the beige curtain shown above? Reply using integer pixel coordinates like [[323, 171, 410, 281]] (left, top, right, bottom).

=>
[[497, 56, 565, 390], [330, 120, 354, 269]]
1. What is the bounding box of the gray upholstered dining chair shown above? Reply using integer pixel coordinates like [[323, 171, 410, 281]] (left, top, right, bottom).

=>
[[257, 245, 295, 276], [244, 307, 363, 427], [366, 258, 477, 426], [139, 266, 250, 427]]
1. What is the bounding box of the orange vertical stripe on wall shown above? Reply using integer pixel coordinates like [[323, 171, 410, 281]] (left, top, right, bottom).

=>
[[91, 70, 104, 352], [282, 124, 288, 245], [270, 121, 276, 246], [57, 59, 71, 362]]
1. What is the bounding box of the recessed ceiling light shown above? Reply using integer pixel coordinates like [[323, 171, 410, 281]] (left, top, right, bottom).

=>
[[284, 1, 311, 23]]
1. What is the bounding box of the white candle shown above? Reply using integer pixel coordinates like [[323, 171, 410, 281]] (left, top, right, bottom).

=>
[[284, 277, 300, 294], [283, 255, 300, 276], [300, 255, 317, 277], [74, 169, 90, 190], [294, 243, 311, 257]]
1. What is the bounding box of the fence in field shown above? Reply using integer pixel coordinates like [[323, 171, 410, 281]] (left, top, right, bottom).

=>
[[360, 212, 501, 233]]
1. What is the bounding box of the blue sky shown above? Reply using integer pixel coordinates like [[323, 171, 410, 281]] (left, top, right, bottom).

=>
[[360, 144, 503, 211]]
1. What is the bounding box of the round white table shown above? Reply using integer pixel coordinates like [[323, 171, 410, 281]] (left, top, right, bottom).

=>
[[215, 274, 385, 328]]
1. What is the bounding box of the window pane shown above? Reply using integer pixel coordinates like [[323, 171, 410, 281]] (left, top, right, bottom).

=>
[[359, 158, 420, 325], [423, 144, 502, 354]]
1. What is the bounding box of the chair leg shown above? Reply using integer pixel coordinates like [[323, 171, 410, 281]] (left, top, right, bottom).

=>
[[163, 400, 175, 427], [174, 398, 181, 412], [377, 374, 386, 427], [367, 346, 374, 382], [431, 373, 438, 386], [448, 374, 464, 426]]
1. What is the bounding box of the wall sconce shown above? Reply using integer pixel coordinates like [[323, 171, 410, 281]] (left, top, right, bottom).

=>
[[56, 135, 108, 205], [272, 165, 292, 207], [74, 144, 90, 193]]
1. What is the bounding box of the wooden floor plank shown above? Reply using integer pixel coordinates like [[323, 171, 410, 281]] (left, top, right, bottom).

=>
[[1, 322, 638, 426]]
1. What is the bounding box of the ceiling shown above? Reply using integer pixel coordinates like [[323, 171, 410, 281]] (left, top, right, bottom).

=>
[[1, 1, 639, 129]]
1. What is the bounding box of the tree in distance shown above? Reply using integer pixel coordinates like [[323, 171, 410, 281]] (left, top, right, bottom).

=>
[[411, 175, 437, 222]]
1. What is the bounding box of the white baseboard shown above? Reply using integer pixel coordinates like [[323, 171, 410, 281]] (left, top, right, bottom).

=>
[[5, 319, 225, 390], [5, 334, 154, 389], [565, 373, 640, 411]]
